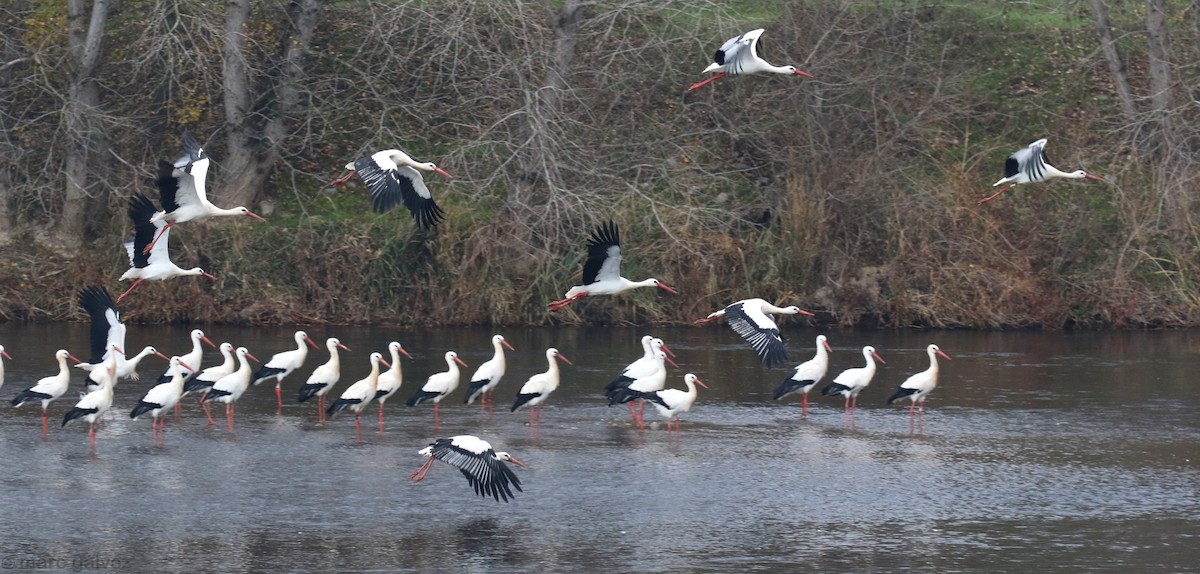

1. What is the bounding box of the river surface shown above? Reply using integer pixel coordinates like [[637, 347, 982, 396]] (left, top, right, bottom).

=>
[[0, 323, 1195, 573]]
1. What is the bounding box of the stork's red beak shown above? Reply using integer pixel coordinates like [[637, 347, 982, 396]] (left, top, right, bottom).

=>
[[502, 340, 516, 351], [506, 456, 527, 469], [1084, 173, 1105, 182], [694, 377, 709, 389], [657, 283, 678, 295], [433, 167, 453, 180], [245, 211, 268, 222], [793, 69, 814, 78]]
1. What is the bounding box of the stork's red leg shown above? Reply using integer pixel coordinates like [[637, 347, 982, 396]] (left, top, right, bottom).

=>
[[978, 185, 1015, 204], [687, 72, 726, 92]]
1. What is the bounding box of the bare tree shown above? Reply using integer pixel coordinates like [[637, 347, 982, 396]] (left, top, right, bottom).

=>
[[1088, 0, 1138, 124], [1144, 0, 1173, 130], [221, 0, 324, 207], [61, 0, 109, 245], [0, 0, 29, 240]]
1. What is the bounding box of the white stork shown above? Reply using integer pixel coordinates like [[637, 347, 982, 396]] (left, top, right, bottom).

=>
[[695, 298, 813, 368], [143, 131, 266, 253], [130, 355, 194, 442], [887, 344, 952, 418], [154, 329, 215, 386], [510, 347, 573, 427], [118, 193, 218, 303], [331, 148, 452, 228], [85, 345, 171, 393], [251, 330, 320, 414], [0, 344, 9, 391], [11, 349, 82, 437], [548, 221, 678, 312], [326, 351, 391, 442], [773, 334, 833, 417], [297, 337, 351, 424], [604, 336, 678, 400], [155, 328, 216, 418], [647, 373, 709, 432], [373, 341, 412, 435], [687, 28, 813, 92], [463, 334, 516, 409], [821, 345, 885, 412], [608, 349, 671, 428], [409, 435, 526, 503], [74, 286, 128, 382], [62, 344, 121, 446], [202, 346, 260, 432], [183, 341, 235, 426], [979, 138, 1105, 204], [406, 351, 468, 428]]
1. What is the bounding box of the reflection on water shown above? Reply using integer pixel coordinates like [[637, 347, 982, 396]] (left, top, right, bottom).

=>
[[0, 323, 1196, 572]]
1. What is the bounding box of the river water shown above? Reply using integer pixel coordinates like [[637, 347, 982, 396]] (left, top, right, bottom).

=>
[[0, 323, 1195, 572]]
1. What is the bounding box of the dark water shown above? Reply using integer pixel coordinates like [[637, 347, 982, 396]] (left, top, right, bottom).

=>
[[0, 323, 1196, 573]]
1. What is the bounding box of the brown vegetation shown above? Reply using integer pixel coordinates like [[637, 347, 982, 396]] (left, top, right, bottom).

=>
[[0, 1, 1198, 328]]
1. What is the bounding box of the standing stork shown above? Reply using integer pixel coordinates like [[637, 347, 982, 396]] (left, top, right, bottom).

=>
[[373, 341, 412, 435], [143, 131, 266, 253], [331, 149, 452, 228], [11, 349, 82, 437], [979, 138, 1105, 204], [773, 334, 833, 417], [326, 351, 391, 442], [202, 346, 261, 432], [118, 193, 218, 302], [821, 346, 885, 413], [463, 334, 516, 409], [406, 351, 468, 429], [695, 298, 813, 368], [887, 344, 952, 421], [608, 350, 671, 429], [62, 344, 121, 447], [183, 341, 235, 425], [687, 28, 813, 92], [646, 373, 709, 432], [297, 337, 351, 424], [252, 330, 320, 414], [155, 329, 216, 418], [604, 337, 679, 425], [130, 356, 194, 443], [409, 435, 526, 503], [548, 221, 677, 312], [510, 348, 573, 428], [0, 344, 9, 391]]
